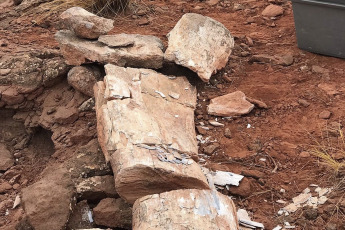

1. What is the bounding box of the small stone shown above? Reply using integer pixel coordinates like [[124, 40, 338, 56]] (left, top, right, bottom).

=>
[[0, 68, 11, 76], [196, 126, 207, 135], [79, 98, 95, 112], [283, 203, 298, 213], [98, 34, 135, 47], [233, 3, 245, 11], [304, 208, 318, 220], [0, 182, 12, 193], [224, 128, 232, 138], [207, 91, 254, 117], [318, 196, 328, 205], [312, 65, 329, 74], [138, 18, 150, 25], [299, 151, 310, 158], [262, 4, 284, 17], [298, 99, 310, 107], [293, 193, 311, 205], [319, 110, 331, 119], [203, 143, 220, 155], [206, 0, 220, 6], [241, 169, 265, 179], [209, 120, 224, 127], [325, 223, 337, 230]]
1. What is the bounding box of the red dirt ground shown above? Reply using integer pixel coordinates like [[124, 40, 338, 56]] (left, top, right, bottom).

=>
[[1, 0, 345, 229]]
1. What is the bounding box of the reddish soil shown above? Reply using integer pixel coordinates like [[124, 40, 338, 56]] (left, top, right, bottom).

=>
[[1, 0, 345, 229]]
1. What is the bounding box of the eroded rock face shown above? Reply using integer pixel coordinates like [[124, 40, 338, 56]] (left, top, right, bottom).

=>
[[76, 175, 118, 201], [132, 189, 239, 230], [165, 13, 234, 82], [207, 91, 254, 117], [67, 65, 102, 97], [60, 7, 114, 39], [93, 198, 132, 229], [55, 30, 164, 69], [0, 50, 69, 107], [94, 64, 209, 204]]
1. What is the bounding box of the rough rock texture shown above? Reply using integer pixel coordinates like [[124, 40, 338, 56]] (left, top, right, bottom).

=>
[[60, 7, 114, 39], [132, 189, 239, 230], [94, 64, 209, 204], [165, 13, 234, 82], [207, 91, 254, 117], [55, 30, 164, 69], [67, 65, 102, 97], [93, 198, 132, 229], [0, 143, 14, 171], [0, 50, 69, 107], [76, 175, 118, 201], [262, 4, 284, 17]]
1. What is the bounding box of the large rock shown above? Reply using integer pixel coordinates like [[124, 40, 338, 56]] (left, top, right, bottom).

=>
[[93, 198, 132, 229], [0, 144, 14, 171], [165, 13, 234, 82], [262, 4, 284, 17], [207, 91, 254, 117], [21, 165, 74, 230], [67, 65, 101, 97], [60, 7, 114, 39], [55, 30, 164, 69], [132, 189, 239, 230], [94, 64, 209, 204]]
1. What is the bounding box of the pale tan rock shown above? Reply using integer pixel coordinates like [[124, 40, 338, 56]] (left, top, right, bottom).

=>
[[165, 13, 234, 82], [208, 91, 254, 117], [262, 4, 284, 17], [76, 175, 118, 201], [60, 7, 114, 39], [94, 64, 208, 203], [55, 30, 164, 69], [132, 189, 239, 230]]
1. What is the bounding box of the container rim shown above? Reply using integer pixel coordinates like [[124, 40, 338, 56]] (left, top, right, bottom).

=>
[[291, 0, 345, 9]]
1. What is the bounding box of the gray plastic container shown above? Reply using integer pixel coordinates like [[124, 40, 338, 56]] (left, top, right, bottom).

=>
[[291, 0, 345, 58]]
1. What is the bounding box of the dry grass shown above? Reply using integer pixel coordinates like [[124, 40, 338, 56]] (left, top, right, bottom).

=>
[[310, 124, 345, 175]]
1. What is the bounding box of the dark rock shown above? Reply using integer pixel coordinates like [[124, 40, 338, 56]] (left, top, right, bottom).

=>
[[241, 169, 265, 179], [203, 143, 220, 156]]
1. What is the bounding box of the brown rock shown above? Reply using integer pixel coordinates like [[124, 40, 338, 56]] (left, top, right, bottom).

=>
[[298, 99, 310, 107], [98, 34, 135, 47], [21, 166, 74, 230], [60, 7, 114, 39], [0, 144, 14, 171], [249, 54, 293, 66], [224, 128, 232, 138], [165, 13, 234, 82], [299, 151, 310, 158], [93, 198, 132, 229], [196, 126, 207, 135], [319, 110, 331, 119], [246, 96, 268, 109], [203, 143, 220, 156], [0, 181, 12, 193], [318, 83, 339, 96], [228, 177, 252, 197], [132, 189, 239, 230], [55, 30, 164, 69], [76, 175, 118, 201], [94, 64, 209, 204], [207, 91, 254, 117], [262, 4, 284, 17], [67, 65, 101, 97], [241, 169, 265, 179], [1, 87, 24, 106]]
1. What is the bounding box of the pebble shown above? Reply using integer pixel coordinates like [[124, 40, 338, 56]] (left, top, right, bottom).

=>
[[299, 151, 310, 158], [209, 120, 224, 127], [203, 143, 220, 156], [224, 128, 232, 138], [298, 99, 310, 107], [319, 110, 331, 119]]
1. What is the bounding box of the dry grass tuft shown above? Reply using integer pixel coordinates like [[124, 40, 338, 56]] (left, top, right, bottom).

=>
[[310, 124, 345, 175]]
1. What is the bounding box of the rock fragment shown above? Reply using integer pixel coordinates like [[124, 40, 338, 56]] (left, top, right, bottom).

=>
[[67, 65, 101, 97], [207, 91, 254, 117], [93, 198, 132, 229], [76, 175, 118, 201], [165, 13, 234, 82], [55, 30, 164, 69], [60, 7, 114, 39], [0, 144, 14, 171], [132, 189, 239, 230]]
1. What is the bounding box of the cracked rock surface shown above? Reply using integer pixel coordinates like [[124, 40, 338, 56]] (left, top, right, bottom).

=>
[[165, 13, 234, 82], [132, 189, 239, 230], [55, 30, 164, 69], [94, 64, 209, 204]]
